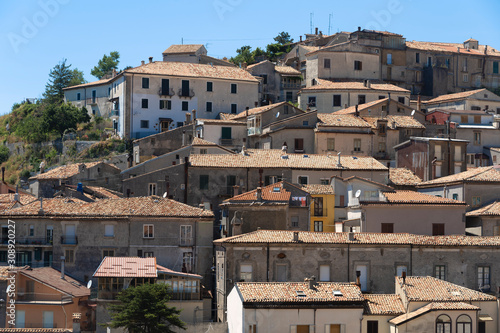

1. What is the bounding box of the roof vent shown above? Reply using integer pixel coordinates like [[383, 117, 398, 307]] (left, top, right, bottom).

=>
[[281, 155, 289, 159], [333, 290, 343, 296], [296, 290, 306, 297]]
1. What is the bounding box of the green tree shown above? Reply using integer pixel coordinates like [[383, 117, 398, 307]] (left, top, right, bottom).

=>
[[230, 45, 254, 66], [0, 146, 9, 164], [274, 31, 293, 45], [108, 283, 186, 333], [44, 59, 86, 104], [91, 51, 120, 79]]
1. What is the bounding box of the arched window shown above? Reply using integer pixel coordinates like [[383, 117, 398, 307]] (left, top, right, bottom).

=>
[[457, 314, 472, 333], [436, 314, 451, 333]]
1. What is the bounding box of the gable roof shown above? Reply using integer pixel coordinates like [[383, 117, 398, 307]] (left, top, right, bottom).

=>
[[125, 61, 258, 82], [390, 302, 481, 326], [225, 181, 291, 203], [0, 193, 37, 211], [363, 294, 405, 315], [317, 114, 371, 128], [363, 115, 425, 129], [19, 267, 90, 297], [300, 184, 334, 195], [302, 79, 409, 93], [369, 190, 466, 205], [333, 98, 413, 115], [418, 166, 500, 187], [274, 65, 301, 76], [333, 176, 394, 191], [230, 102, 301, 120], [162, 44, 205, 55], [93, 257, 157, 278], [396, 276, 496, 302], [63, 77, 114, 90], [389, 168, 422, 186], [235, 282, 364, 304], [406, 41, 500, 57], [189, 149, 388, 170], [424, 89, 490, 105], [466, 201, 500, 217], [29, 162, 120, 180]]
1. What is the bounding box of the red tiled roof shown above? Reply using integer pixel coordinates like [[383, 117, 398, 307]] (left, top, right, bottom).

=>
[[390, 302, 481, 326], [302, 79, 409, 93], [274, 66, 301, 75], [466, 201, 500, 217], [2, 197, 214, 218], [156, 265, 202, 279], [406, 41, 500, 57], [317, 114, 371, 128], [30, 162, 120, 180], [230, 102, 298, 120], [300, 184, 334, 195], [367, 190, 466, 205], [93, 257, 157, 278], [125, 61, 258, 82], [418, 166, 500, 186], [226, 182, 291, 202], [423, 89, 488, 105], [82, 186, 123, 199], [389, 168, 422, 186], [235, 282, 363, 304], [333, 98, 390, 115], [214, 230, 500, 247], [63, 77, 114, 90], [363, 115, 425, 129], [19, 267, 90, 297], [0, 193, 37, 211], [162, 44, 204, 54], [363, 294, 405, 315]]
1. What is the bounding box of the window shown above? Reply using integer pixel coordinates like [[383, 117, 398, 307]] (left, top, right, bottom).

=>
[[207, 81, 213, 92], [181, 80, 190, 96], [103, 249, 114, 258], [436, 315, 451, 333], [104, 225, 114, 237], [379, 95, 385, 100], [141, 99, 148, 108], [140, 120, 149, 129], [291, 216, 299, 228], [396, 265, 407, 277], [416, 71, 422, 82], [46, 226, 53, 243], [452, 193, 459, 200], [221, 127, 232, 140], [457, 315, 472, 333], [378, 142, 386, 153], [231, 104, 237, 114], [387, 53, 392, 65], [354, 139, 361, 152], [494, 61, 499, 74], [144, 251, 154, 258], [200, 148, 207, 155], [276, 264, 287, 282], [298, 176, 308, 185], [314, 221, 323, 232], [91, 90, 96, 103], [261, 74, 268, 84], [354, 60, 362, 70], [333, 95, 341, 107], [29, 225, 34, 236], [319, 265, 330, 281], [148, 183, 157, 196], [367, 321, 378, 333], [435, 265, 446, 280], [294, 138, 304, 152], [142, 77, 149, 89], [415, 52, 420, 63], [463, 58, 468, 71], [200, 175, 209, 190], [432, 223, 445, 236], [182, 101, 189, 111], [320, 178, 329, 185], [381, 223, 393, 233], [249, 325, 257, 333], [240, 264, 252, 282], [206, 102, 213, 112], [231, 83, 237, 94], [161, 79, 170, 95], [427, 56, 432, 67], [159, 100, 171, 110], [398, 96, 405, 104], [313, 197, 323, 216], [358, 95, 366, 104], [286, 92, 293, 102], [478, 266, 491, 290], [327, 138, 335, 151], [445, 58, 450, 68], [182, 252, 193, 272], [65, 249, 74, 264], [463, 73, 469, 82], [308, 96, 316, 107], [474, 132, 481, 145], [324, 58, 331, 68], [76, 93, 81, 101], [143, 224, 154, 238], [302, 121, 309, 126], [180, 225, 192, 246]]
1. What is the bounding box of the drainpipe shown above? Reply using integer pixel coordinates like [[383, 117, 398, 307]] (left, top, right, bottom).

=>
[[184, 157, 189, 204], [246, 168, 249, 192], [266, 243, 270, 282], [409, 244, 413, 276], [347, 244, 350, 282]]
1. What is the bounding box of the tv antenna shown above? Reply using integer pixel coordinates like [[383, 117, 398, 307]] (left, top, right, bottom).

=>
[[310, 13, 314, 34], [328, 13, 333, 35]]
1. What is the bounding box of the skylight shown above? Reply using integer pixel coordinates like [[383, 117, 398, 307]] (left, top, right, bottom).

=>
[[333, 290, 343, 296], [296, 290, 306, 297]]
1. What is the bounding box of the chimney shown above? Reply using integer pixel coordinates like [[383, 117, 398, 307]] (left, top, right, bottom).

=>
[[356, 270, 361, 287], [306, 276, 316, 290], [60, 256, 65, 279], [417, 95, 421, 112], [337, 152, 342, 167], [366, 80, 371, 89], [38, 198, 44, 215], [72, 313, 81, 333], [348, 232, 355, 241], [112, 68, 117, 77], [1, 166, 4, 182], [315, 27, 318, 35], [355, 105, 359, 117], [199, 204, 205, 210], [232, 185, 240, 196], [457, 47, 460, 53], [256, 187, 262, 201], [319, 31, 323, 37], [141, 60, 145, 66], [364, 80, 367, 87], [402, 271, 406, 284], [13, 186, 19, 202], [149, 57, 153, 63], [192, 109, 197, 121], [185, 113, 191, 125], [293, 231, 299, 242], [300, 36, 303, 42], [485, 45, 488, 55], [358, 26, 361, 31], [242, 62, 247, 69], [245, 106, 249, 118]]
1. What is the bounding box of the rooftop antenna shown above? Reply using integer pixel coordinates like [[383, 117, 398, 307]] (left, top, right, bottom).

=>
[[328, 13, 333, 35], [310, 13, 314, 34], [181, 37, 183, 45]]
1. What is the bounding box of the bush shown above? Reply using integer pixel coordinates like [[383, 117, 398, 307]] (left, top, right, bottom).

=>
[[0, 146, 9, 164], [7, 174, 17, 185], [20, 169, 31, 179]]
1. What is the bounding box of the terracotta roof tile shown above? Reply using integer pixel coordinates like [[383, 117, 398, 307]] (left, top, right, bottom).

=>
[[423, 89, 488, 105], [19, 267, 90, 297], [236, 282, 363, 304], [370, 190, 465, 205], [363, 294, 405, 315], [93, 257, 157, 278], [300, 184, 334, 195], [190, 149, 387, 170], [191, 137, 218, 146], [389, 168, 422, 186], [406, 41, 500, 57], [125, 61, 258, 82], [63, 77, 113, 90], [390, 301, 481, 326], [214, 230, 500, 247], [363, 115, 425, 129], [396, 276, 497, 302], [197, 119, 246, 125], [466, 201, 500, 216], [227, 182, 291, 202], [156, 265, 202, 279], [333, 98, 390, 115], [302, 79, 409, 92], [162, 44, 204, 54], [274, 66, 301, 75], [2, 197, 213, 218], [418, 166, 500, 186], [30, 162, 120, 180], [317, 114, 371, 128], [83, 186, 123, 199], [230, 102, 295, 120]]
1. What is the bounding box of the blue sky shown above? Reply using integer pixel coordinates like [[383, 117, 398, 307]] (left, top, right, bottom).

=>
[[0, 0, 499, 115]]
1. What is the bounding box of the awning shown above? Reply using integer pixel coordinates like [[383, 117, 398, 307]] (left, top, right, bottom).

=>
[[343, 218, 361, 227], [479, 314, 493, 322]]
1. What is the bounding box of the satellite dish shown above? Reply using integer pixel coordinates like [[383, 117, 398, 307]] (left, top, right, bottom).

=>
[[355, 190, 361, 198], [87, 280, 92, 289], [411, 110, 416, 116], [276, 112, 280, 118], [163, 192, 167, 198], [6, 285, 11, 293]]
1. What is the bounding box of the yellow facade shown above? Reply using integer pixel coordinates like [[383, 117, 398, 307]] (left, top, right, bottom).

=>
[[309, 193, 335, 232]]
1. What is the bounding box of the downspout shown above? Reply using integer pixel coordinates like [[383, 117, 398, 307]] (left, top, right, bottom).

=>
[[266, 243, 270, 282], [347, 244, 350, 282], [61, 304, 68, 329], [409, 244, 413, 276], [131, 74, 134, 139], [246, 168, 249, 192], [184, 157, 189, 204]]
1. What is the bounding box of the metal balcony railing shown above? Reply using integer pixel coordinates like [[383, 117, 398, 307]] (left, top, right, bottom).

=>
[[158, 87, 175, 96], [16, 292, 72, 304], [61, 235, 78, 245], [86, 98, 97, 105], [178, 89, 195, 98], [219, 138, 234, 146], [4, 237, 53, 246], [247, 127, 262, 136]]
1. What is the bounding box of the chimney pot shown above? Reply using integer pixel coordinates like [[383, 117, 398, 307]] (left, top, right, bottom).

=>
[[315, 27, 318, 35], [348, 232, 355, 241], [358, 26, 361, 31], [192, 110, 197, 121], [300, 36, 303, 42], [293, 231, 299, 242], [149, 57, 153, 63], [141, 60, 145, 66], [402, 271, 407, 284], [307, 276, 316, 289], [256, 187, 262, 201]]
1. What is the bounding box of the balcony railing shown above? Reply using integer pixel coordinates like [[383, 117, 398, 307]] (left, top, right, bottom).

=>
[[178, 89, 195, 98], [61, 235, 78, 245], [22, 323, 59, 329], [86, 98, 97, 105], [180, 238, 193, 246], [219, 138, 234, 146], [280, 83, 301, 89], [16, 292, 72, 304], [111, 110, 119, 116], [158, 87, 175, 96], [2, 237, 53, 246], [247, 127, 262, 136]]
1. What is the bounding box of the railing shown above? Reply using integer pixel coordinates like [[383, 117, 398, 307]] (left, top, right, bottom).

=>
[[61, 235, 78, 245], [178, 89, 195, 98], [180, 238, 193, 246], [170, 292, 201, 301], [111, 110, 119, 116], [16, 292, 72, 304], [247, 127, 262, 136], [158, 87, 175, 96], [280, 83, 301, 89], [86, 97, 97, 105], [219, 138, 234, 146], [2, 237, 52, 246], [23, 323, 58, 328]]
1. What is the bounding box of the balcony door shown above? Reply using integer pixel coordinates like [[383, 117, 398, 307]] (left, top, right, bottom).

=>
[[65, 225, 76, 244]]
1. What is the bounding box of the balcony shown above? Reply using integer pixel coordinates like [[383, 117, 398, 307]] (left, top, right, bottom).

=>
[[178, 89, 195, 98], [219, 138, 234, 146], [61, 235, 78, 245], [86, 98, 97, 105], [2, 237, 53, 246], [16, 292, 72, 304], [247, 127, 262, 136], [111, 110, 119, 117], [280, 83, 301, 89], [158, 87, 175, 97]]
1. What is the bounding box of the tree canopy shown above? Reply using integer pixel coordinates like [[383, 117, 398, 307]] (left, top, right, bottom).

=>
[[91, 51, 120, 79], [108, 283, 186, 333], [43, 59, 86, 104], [230, 31, 294, 65]]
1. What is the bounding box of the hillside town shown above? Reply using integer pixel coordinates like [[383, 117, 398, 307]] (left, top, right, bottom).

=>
[[3, 26, 500, 333]]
